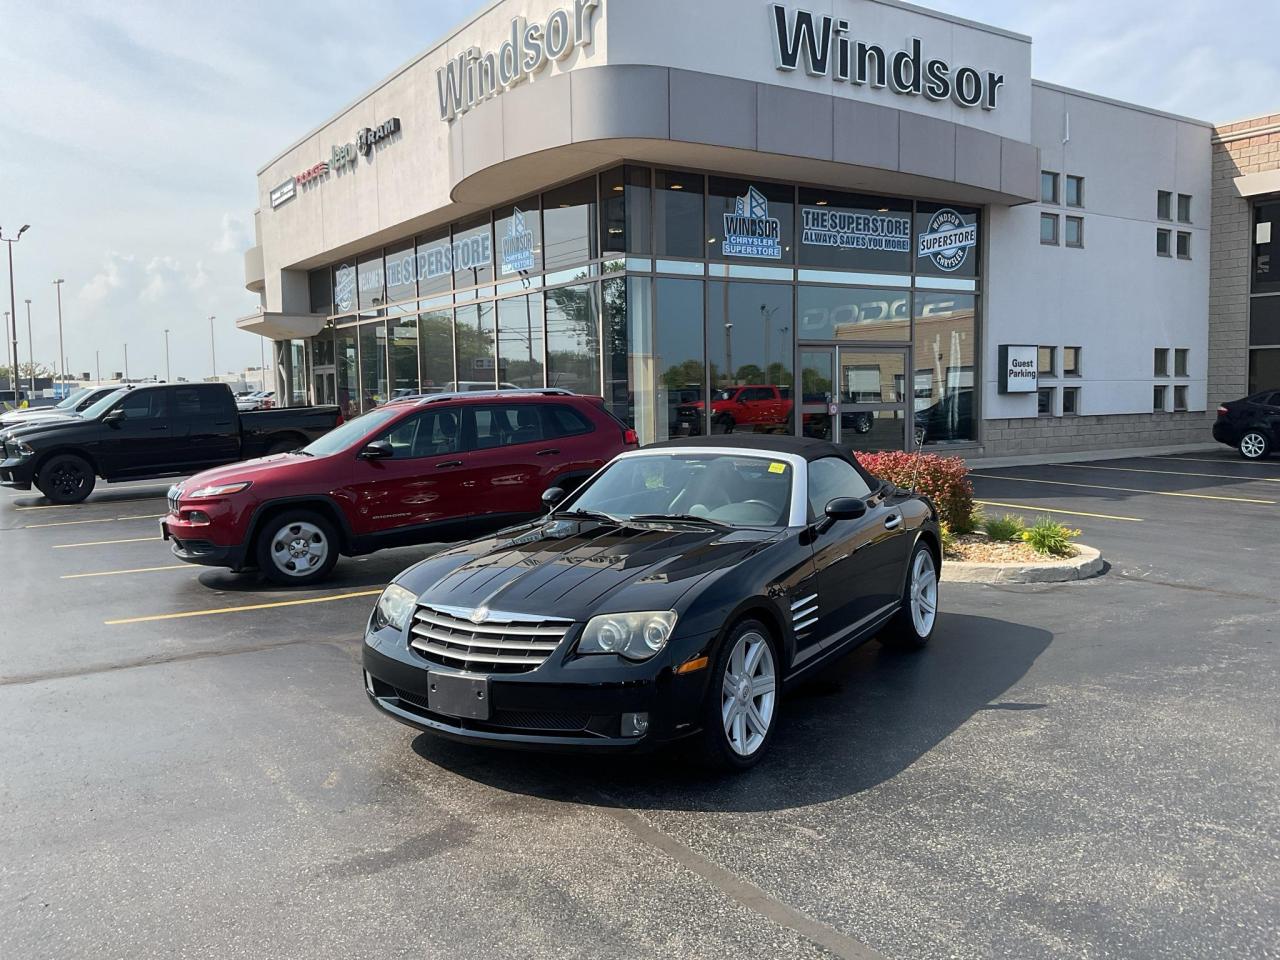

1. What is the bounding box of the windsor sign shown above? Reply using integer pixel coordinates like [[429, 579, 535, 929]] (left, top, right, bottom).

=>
[[436, 0, 600, 122]]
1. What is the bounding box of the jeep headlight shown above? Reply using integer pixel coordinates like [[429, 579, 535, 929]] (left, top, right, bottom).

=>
[[578, 611, 677, 662], [370, 583, 417, 635]]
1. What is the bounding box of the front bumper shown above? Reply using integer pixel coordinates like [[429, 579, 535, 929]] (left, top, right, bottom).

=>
[[160, 517, 249, 569], [362, 626, 713, 753], [0, 455, 35, 489]]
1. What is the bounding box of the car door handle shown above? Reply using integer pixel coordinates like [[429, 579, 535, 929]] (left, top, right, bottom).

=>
[[149, 425, 168, 432], [884, 514, 902, 530], [436, 460, 463, 468], [536, 448, 560, 456]]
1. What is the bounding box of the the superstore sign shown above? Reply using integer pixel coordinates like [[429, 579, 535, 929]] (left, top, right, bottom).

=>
[[800, 207, 910, 252]]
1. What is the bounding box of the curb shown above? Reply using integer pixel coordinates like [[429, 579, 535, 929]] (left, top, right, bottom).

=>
[[941, 544, 1104, 584]]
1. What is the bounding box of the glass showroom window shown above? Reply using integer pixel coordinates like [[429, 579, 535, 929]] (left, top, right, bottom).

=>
[[706, 281, 794, 435], [497, 293, 545, 389], [333, 262, 357, 317], [654, 170, 705, 259], [797, 285, 909, 342], [542, 177, 598, 271], [545, 283, 601, 394], [494, 196, 542, 281], [418, 304, 454, 391], [796, 187, 912, 275], [601, 166, 651, 256], [388, 315, 419, 397], [383, 240, 417, 312], [335, 326, 358, 420], [1254, 200, 1280, 293], [309, 267, 331, 315], [358, 321, 389, 411], [455, 301, 497, 389], [452, 214, 494, 290], [416, 227, 453, 299], [357, 252, 385, 317], [310, 331, 336, 406], [627, 277, 704, 445], [706, 177, 794, 263], [913, 292, 976, 443], [602, 277, 631, 426], [275, 340, 309, 407]]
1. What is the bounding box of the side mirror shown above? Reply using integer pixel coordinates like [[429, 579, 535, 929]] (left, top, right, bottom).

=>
[[825, 497, 867, 521], [358, 440, 394, 460], [541, 486, 566, 512], [102, 409, 126, 426]]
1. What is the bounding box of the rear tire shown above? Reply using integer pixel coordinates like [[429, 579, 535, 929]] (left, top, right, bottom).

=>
[[255, 509, 340, 586], [879, 540, 938, 651], [36, 454, 95, 504], [695, 618, 780, 772], [1239, 431, 1270, 460]]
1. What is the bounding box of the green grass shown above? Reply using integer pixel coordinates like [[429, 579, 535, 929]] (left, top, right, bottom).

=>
[[983, 513, 1025, 542], [1021, 515, 1081, 557]]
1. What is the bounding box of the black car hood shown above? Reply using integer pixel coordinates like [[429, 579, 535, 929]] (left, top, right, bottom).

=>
[[1, 413, 84, 440], [398, 519, 783, 621]]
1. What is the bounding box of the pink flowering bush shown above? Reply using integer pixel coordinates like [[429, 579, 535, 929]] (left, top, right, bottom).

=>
[[854, 451, 976, 532]]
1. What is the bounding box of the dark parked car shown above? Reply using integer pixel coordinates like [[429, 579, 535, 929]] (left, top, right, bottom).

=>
[[1214, 390, 1279, 459], [362, 434, 941, 770], [162, 389, 638, 585], [0, 385, 120, 427], [0, 382, 341, 503]]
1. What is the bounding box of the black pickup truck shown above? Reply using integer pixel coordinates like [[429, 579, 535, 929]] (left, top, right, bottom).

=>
[[0, 382, 341, 503]]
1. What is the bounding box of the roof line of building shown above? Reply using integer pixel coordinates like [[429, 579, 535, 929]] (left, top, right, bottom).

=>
[[866, 0, 1031, 43], [1030, 79, 1213, 129]]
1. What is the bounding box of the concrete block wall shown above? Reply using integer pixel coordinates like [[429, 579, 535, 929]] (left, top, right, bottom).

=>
[[980, 411, 1209, 457]]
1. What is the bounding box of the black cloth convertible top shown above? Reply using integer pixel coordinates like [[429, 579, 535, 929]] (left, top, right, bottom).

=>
[[645, 434, 878, 482]]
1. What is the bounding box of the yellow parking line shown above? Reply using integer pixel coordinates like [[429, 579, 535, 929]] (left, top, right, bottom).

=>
[[975, 499, 1144, 522], [14, 496, 162, 511], [1052, 462, 1280, 483], [105, 589, 384, 625], [53, 536, 159, 549], [62, 564, 189, 580], [975, 474, 1276, 505]]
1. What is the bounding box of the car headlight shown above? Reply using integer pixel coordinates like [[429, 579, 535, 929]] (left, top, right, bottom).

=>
[[186, 480, 251, 498], [370, 583, 418, 634], [578, 611, 677, 661], [13, 440, 34, 457]]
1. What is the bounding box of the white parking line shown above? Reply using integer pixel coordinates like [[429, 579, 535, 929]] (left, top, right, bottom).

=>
[[61, 564, 190, 580], [24, 514, 164, 529], [1051, 462, 1280, 483], [13, 496, 164, 511], [53, 536, 160, 549], [1155, 456, 1280, 468]]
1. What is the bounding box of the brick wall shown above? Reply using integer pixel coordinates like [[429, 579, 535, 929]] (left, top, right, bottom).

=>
[[979, 411, 1210, 457]]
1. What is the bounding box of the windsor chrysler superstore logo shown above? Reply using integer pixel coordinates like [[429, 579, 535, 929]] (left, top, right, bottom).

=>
[[917, 208, 977, 272], [723, 187, 782, 259]]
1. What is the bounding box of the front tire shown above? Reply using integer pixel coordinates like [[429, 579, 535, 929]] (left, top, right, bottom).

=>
[[36, 453, 96, 504], [696, 618, 779, 772], [255, 509, 339, 586], [1239, 431, 1270, 460], [880, 541, 938, 651]]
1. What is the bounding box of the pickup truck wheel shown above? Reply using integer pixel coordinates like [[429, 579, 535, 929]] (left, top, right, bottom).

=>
[[256, 510, 339, 585], [715, 413, 736, 435], [36, 454, 95, 504]]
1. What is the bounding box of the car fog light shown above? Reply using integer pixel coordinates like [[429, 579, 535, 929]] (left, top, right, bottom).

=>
[[186, 510, 211, 524], [622, 712, 649, 737]]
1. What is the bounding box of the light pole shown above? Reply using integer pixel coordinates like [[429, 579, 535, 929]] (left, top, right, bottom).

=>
[[24, 299, 33, 392], [164, 328, 171, 382], [123, 343, 129, 382], [1, 225, 30, 394], [95, 349, 100, 385], [208, 315, 216, 381], [52, 279, 65, 393], [2, 311, 8, 391]]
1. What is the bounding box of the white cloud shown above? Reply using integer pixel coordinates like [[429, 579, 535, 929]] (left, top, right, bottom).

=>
[[213, 214, 250, 255]]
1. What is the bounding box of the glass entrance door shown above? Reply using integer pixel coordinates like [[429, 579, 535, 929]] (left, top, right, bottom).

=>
[[799, 345, 911, 450]]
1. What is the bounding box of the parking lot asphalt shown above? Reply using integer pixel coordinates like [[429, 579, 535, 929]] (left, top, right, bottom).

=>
[[1, 452, 1277, 960]]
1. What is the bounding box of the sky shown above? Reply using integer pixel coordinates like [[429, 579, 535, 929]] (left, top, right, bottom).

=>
[[1, 0, 1277, 384]]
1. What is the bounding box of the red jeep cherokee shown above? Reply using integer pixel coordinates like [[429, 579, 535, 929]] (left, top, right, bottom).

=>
[[161, 389, 637, 585]]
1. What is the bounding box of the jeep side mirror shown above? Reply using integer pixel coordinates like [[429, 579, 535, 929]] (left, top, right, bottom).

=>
[[358, 440, 394, 460], [541, 487, 566, 511]]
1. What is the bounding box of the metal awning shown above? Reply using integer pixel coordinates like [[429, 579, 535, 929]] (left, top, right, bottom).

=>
[[236, 309, 325, 341]]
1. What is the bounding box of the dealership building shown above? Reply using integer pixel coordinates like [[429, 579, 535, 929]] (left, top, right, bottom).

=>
[[240, 0, 1239, 456]]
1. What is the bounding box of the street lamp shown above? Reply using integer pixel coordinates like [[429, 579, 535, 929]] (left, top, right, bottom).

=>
[[208, 315, 216, 381], [123, 343, 129, 382], [24, 299, 33, 392], [1, 224, 30, 394], [52, 279, 65, 393], [164, 329, 171, 382]]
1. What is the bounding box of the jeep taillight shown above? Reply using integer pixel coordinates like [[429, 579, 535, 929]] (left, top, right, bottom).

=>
[[623, 428, 638, 446]]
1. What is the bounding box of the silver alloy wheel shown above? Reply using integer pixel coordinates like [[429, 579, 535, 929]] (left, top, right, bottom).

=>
[[1241, 432, 1267, 459], [720, 630, 776, 757], [269, 521, 329, 577], [909, 549, 938, 637]]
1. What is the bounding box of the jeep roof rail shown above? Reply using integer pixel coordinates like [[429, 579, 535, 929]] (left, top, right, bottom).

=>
[[411, 387, 578, 405]]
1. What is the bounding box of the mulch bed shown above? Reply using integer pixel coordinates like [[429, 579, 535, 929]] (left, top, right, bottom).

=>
[[946, 533, 1078, 565]]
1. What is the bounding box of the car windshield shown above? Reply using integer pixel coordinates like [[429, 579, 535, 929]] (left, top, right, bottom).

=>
[[54, 388, 89, 409], [712, 389, 737, 401], [80, 388, 130, 420], [565, 452, 793, 527], [300, 406, 403, 457]]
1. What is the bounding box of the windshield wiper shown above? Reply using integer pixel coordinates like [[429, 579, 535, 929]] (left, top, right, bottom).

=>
[[551, 508, 622, 524], [627, 513, 730, 528]]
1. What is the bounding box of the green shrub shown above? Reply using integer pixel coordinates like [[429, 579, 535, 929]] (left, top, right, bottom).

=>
[[1021, 515, 1080, 557], [855, 451, 976, 532], [984, 513, 1025, 542], [940, 521, 958, 558]]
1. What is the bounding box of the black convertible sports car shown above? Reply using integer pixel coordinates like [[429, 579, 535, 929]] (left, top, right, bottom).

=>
[[362, 435, 942, 770]]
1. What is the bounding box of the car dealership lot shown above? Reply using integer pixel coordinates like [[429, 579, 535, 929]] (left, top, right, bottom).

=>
[[1, 454, 1277, 960]]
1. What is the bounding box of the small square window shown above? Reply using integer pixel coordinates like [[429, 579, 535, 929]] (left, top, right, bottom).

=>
[[1175, 348, 1189, 377], [1157, 190, 1172, 220], [1040, 213, 1060, 245], [1038, 346, 1056, 376], [1174, 385, 1188, 411], [1063, 346, 1081, 376], [1154, 348, 1169, 377], [1177, 231, 1191, 259], [1065, 216, 1084, 248], [1153, 384, 1167, 411], [1062, 387, 1080, 415], [1037, 387, 1055, 416], [1041, 171, 1060, 205], [1177, 194, 1192, 223], [1065, 175, 1084, 208], [1157, 228, 1171, 257]]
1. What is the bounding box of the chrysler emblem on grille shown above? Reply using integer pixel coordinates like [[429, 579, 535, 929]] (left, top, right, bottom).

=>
[[469, 605, 489, 624]]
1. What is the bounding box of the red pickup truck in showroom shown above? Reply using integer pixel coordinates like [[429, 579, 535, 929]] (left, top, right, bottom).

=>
[[676, 384, 873, 437], [162, 389, 638, 585]]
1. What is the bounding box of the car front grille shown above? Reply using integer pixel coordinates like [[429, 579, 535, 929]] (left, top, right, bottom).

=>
[[408, 604, 573, 674], [166, 485, 181, 514]]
